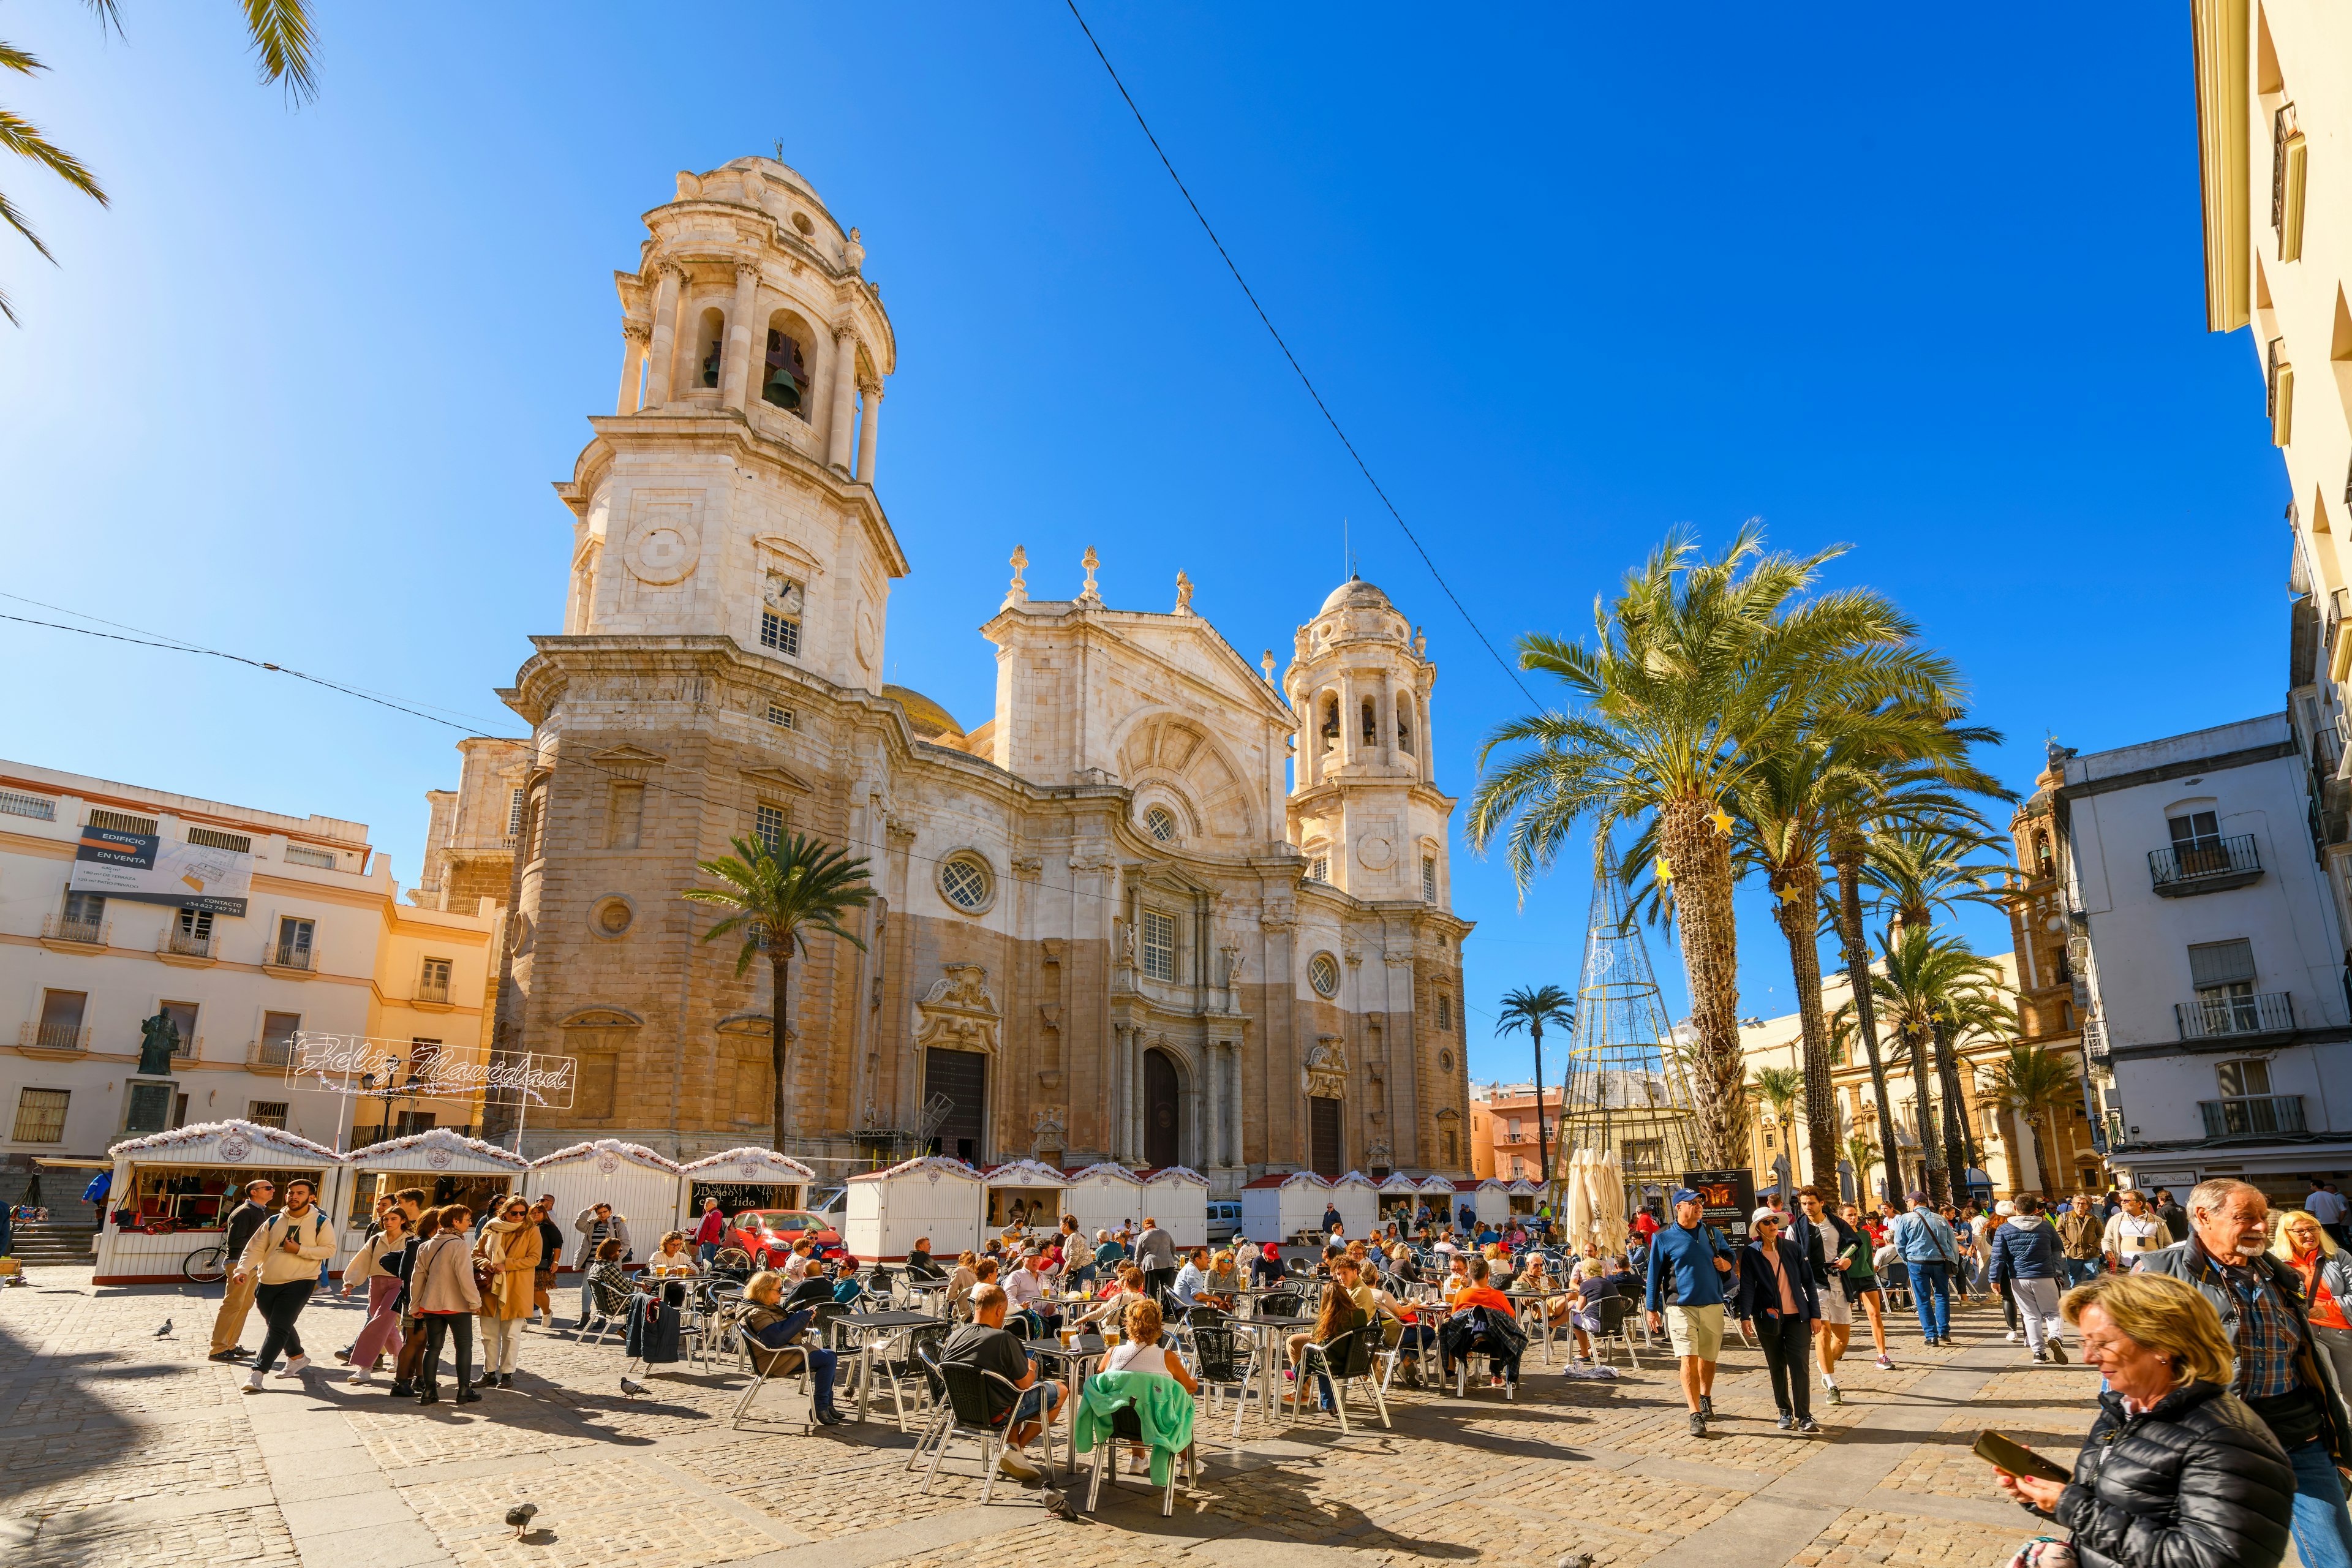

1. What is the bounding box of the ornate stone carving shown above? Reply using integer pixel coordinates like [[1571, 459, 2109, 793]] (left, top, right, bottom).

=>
[[1005, 545, 1028, 608], [1367, 1135, 1393, 1168], [1303, 1034, 1348, 1099], [1079, 546, 1101, 602], [914, 963, 1000, 1055], [1011, 857, 1043, 879], [1029, 1105, 1066, 1158], [1038, 1003, 1062, 1031], [1040, 938, 1065, 965], [1175, 571, 1194, 613]]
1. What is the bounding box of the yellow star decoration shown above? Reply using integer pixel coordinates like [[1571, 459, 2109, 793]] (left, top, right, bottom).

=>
[[1708, 805, 1733, 837], [1653, 854, 1673, 884]]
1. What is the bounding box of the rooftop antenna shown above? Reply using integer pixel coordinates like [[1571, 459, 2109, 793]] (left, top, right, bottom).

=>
[[773, 139, 784, 161]]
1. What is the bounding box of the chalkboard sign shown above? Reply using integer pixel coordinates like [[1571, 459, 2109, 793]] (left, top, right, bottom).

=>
[[1681, 1169, 1758, 1243]]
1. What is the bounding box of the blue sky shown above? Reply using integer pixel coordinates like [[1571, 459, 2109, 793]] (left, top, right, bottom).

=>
[[0, 6, 2287, 1088]]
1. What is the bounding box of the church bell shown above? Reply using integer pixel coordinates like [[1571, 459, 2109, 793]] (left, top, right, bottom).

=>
[[761, 329, 807, 410]]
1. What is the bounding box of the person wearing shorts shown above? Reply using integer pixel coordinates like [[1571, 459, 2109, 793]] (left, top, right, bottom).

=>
[[1792, 1188, 1856, 1405], [1839, 1202, 1893, 1370], [1645, 1186, 1735, 1437]]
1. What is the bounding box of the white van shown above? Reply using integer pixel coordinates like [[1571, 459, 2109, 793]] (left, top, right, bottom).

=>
[[1207, 1200, 1242, 1243]]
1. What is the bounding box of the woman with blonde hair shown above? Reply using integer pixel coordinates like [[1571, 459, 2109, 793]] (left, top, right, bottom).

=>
[[1095, 1295, 1199, 1473], [1991, 1270, 2292, 1568], [648, 1229, 700, 1278], [2273, 1208, 2352, 1396], [472, 1195, 541, 1389]]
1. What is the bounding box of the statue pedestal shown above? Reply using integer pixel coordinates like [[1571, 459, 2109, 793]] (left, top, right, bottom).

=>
[[122, 1077, 178, 1136]]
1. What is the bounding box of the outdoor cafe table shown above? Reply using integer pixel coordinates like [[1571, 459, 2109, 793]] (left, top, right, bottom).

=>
[[1022, 1339, 1107, 1480], [1233, 1284, 1306, 1317], [1503, 1289, 1558, 1365], [1230, 1313, 1313, 1419], [829, 1310, 942, 1422]]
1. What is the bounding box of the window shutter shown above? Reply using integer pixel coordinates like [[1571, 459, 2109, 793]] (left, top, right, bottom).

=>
[[2188, 939, 2256, 988]]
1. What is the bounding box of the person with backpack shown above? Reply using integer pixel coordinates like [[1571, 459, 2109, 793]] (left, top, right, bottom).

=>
[[236, 1177, 335, 1392], [410, 1203, 483, 1406], [206, 1178, 276, 1362]]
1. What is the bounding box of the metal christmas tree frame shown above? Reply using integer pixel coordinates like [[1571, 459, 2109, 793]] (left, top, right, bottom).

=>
[[1553, 849, 1702, 1217]]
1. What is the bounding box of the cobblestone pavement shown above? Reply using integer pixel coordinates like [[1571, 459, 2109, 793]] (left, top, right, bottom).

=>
[[0, 1266, 2100, 1567]]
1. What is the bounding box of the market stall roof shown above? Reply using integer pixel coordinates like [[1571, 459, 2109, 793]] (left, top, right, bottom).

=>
[[1418, 1175, 1458, 1195], [849, 1154, 983, 1185], [1330, 1170, 1378, 1189], [350, 1128, 527, 1171], [679, 1148, 818, 1182], [1455, 1177, 1511, 1191], [1242, 1170, 1330, 1190], [1507, 1178, 1540, 1196], [980, 1159, 1068, 1186], [109, 1118, 342, 1167], [1138, 1165, 1208, 1187], [1377, 1172, 1423, 1193], [1061, 1161, 1144, 1186], [530, 1138, 683, 1174]]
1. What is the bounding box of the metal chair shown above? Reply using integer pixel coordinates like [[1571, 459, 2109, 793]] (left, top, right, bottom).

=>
[[918, 1359, 1035, 1506], [1082, 1375, 1197, 1518], [1188, 1324, 1260, 1455], [727, 1314, 814, 1430], [1449, 1319, 1521, 1401], [1291, 1324, 1389, 1434], [1376, 1315, 1438, 1395], [864, 1321, 948, 1434], [1255, 1291, 1303, 1321], [1594, 1294, 1642, 1368]]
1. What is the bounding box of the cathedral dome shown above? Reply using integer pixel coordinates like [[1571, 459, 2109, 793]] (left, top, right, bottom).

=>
[[1320, 575, 1390, 614], [884, 684, 965, 741]]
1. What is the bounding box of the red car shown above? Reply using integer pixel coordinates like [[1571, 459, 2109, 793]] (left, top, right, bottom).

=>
[[726, 1208, 845, 1268]]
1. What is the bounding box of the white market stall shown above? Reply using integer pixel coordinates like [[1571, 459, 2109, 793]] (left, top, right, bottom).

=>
[[343, 1129, 527, 1251], [528, 1139, 682, 1269], [1240, 1170, 1330, 1246], [1061, 1161, 1144, 1238], [1507, 1178, 1540, 1218], [1422, 1175, 1463, 1227], [96, 1120, 344, 1286], [980, 1159, 1068, 1237], [846, 1155, 984, 1262], [675, 1147, 817, 1229], [1328, 1171, 1379, 1237], [1139, 1165, 1209, 1248], [1455, 1178, 1512, 1227], [1376, 1172, 1422, 1224]]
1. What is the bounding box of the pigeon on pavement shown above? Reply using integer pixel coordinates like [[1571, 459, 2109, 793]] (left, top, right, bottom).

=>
[[1041, 1487, 1083, 1523], [154, 1318, 173, 1338], [619, 1374, 648, 1397], [505, 1502, 538, 1539]]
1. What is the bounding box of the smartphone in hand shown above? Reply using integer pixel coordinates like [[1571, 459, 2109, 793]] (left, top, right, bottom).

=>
[[1974, 1430, 2070, 1482]]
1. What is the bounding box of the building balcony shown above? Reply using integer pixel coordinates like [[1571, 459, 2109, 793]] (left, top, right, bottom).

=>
[[262, 943, 317, 979], [2198, 1094, 2308, 1139], [37, 914, 110, 951], [2149, 834, 2262, 895], [412, 979, 453, 1010], [156, 927, 218, 966], [18, 1021, 89, 1053], [2082, 1018, 2108, 1060], [247, 1036, 295, 1069], [2176, 990, 2296, 1042]]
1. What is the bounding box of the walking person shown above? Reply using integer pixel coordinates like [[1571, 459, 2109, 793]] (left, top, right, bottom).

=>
[[2309, 1182, 2352, 1251], [2138, 1178, 2352, 1568], [1890, 1191, 1960, 1347], [1790, 1187, 1855, 1404], [1734, 1209, 1822, 1433], [2276, 1209, 2352, 1398], [1060, 1215, 1096, 1291], [692, 1196, 728, 1267], [2101, 1187, 2169, 1271], [388, 1207, 442, 1398], [339, 1208, 410, 1385], [1988, 1194, 2068, 1362], [207, 1178, 277, 1363], [571, 1202, 632, 1328], [1838, 1202, 1893, 1370], [2054, 1196, 2104, 1289], [236, 1177, 334, 1392], [473, 1196, 540, 1388], [1135, 1215, 1177, 1301], [412, 1204, 483, 1406], [529, 1202, 563, 1327], [2155, 1186, 2192, 1245], [1645, 1186, 1736, 1436]]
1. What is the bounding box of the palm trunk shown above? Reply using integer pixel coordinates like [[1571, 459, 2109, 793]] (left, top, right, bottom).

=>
[[1532, 1023, 1551, 1188], [1771, 863, 1841, 1198], [1932, 1016, 1972, 1200], [1905, 1022, 1948, 1204], [1660, 799, 1745, 1167], [769, 949, 793, 1154], [1831, 843, 1903, 1207]]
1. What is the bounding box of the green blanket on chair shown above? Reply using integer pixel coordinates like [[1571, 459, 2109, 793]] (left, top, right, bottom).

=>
[[1073, 1370, 1195, 1488]]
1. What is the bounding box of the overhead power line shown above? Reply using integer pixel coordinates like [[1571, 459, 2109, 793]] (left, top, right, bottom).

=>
[[1063, 1, 1538, 707]]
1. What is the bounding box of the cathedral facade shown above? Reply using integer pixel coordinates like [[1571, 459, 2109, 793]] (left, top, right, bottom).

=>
[[426, 158, 1473, 1193]]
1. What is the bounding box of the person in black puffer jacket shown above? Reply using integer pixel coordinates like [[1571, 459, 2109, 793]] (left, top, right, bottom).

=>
[[1996, 1270, 2293, 1568]]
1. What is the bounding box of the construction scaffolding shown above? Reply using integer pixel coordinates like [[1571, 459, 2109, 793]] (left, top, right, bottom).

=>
[[1552, 853, 1702, 1222]]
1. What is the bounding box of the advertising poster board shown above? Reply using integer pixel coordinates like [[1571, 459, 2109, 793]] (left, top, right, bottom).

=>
[[69, 824, 254, 914], [1681, 1167, 1758, 1245]]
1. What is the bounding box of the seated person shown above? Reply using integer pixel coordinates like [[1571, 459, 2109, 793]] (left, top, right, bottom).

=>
[[1203, 1250, 1243, 1302], [781, 1267, 836, 1313], [1602, 1256, 1643, 1300], [737, 1269, 843, 1425], [1003, 1252, 1059, 1327], [943, 1250, 982, 1314], [1094, 1230, 1128, 1268], [1248, 1243, 1288, 1287], [905, 1237, 938, 1279], [782, 1240, 818, 1283], [1078, 1264, 1152, 1330], [1387, 1244, 1424, 1286], [1438, 1253, 1473, 1310], [827, 1256, 866, 1305], [1286, 1257, 1373, 1405], [1564, 1258, 1614, 1360], [583, 1238, 634, 1330], [647, 1230, 700, 1278], [1446, 1255, 1524, 1387], [1516, 1255, 1572, 1325], [1095, 1296, 1200, 1476], [1171, 1248, 1229, 1313], [943, 1282, 1065, 1481]]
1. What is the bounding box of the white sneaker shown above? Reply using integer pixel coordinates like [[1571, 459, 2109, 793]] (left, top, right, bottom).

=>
[[275, 1355, 311, 1378], [2004, 1331, 2019, 1342], [996, 1447, 1041, 1480], [347, 1367, 373, 1386], [243, 1371, 266, 1395]]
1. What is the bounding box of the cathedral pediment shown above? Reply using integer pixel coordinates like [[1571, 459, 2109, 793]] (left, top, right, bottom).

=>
[[740, 764, 814, 795]]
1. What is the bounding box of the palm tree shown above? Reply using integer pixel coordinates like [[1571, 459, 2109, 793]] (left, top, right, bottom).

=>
[[684, 833, 872, 1153], [1749, 1063, 1803, 1188], [3, 2, 316, 323], [1845, 1128, 1881, 1204], [1495, 985, 1575, 1187], [1858, 929, 2009, 1202], [1981, 1041, 2082, 1198], [1469, 525, 1958, 1166], [1866, 823, 2013, 943]]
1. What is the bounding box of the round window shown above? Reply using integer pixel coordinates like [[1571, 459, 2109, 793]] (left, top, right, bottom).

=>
[[1144, 806, 1177, 843], [1439, 1049, 1454, 1072], [593, 897, 634, 938], [940, 854, 991, 912], [1309, 952, 1340, 998]]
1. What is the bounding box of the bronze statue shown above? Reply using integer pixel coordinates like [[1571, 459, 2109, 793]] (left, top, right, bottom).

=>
[[136, 1011, 180, 1077]]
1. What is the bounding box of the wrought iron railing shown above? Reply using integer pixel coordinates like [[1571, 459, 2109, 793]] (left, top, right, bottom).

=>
[[270, 943, 316, 972], [2176, 990, 2295, 1041], [2149, 834, 2260, 889], [18, 1022, 89, 1051], [415, 979, 452, 1006], [248, 1036, 296, 1069], [2081, 1018, 2108, 1060], [2198, 1094, 2307, 1139], [39, 914, 108, 946], [159, 927, 216, 959]]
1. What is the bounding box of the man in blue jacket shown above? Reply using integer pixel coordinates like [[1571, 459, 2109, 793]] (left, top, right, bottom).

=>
[[1890, 1191, 1961, 1346], [1644, 1186, 1735, 1437], [1985, 1193, 2065, 1363]]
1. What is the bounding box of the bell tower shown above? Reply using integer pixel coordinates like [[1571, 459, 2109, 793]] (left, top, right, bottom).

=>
[[1284, 577, 1449, 907], [551, 156, 910, 696]]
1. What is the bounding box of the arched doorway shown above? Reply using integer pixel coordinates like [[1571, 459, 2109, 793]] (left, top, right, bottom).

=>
[[1144, 1048, 1182, 1169]]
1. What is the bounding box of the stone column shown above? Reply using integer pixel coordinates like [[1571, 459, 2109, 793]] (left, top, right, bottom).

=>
[[1109, 1023, 1129, 1160], [723, 264, 760, 413], [1206, 1042, 1223, 1167], [643, 265, 684, 407], [826, 325, 859, 472], [614, 322, 648, 415], [1337, 671, 1356, 767], [855, 382, 883, 481]]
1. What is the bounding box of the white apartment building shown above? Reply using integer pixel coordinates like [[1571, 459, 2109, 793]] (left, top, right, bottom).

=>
[[0, 761, 500, 1161], [2057, 713, 2352, 1196]]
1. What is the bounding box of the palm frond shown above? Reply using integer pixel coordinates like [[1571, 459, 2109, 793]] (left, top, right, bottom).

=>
[[241, 0, 318, 103]]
